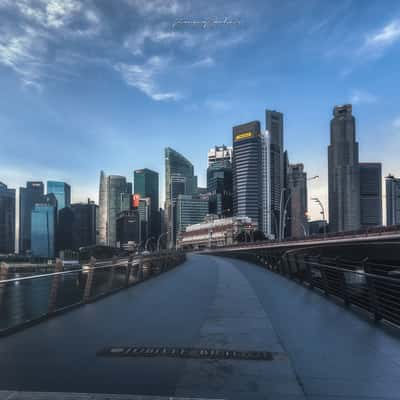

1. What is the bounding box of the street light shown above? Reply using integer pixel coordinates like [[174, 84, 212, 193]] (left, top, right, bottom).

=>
[[311, 197, 326, 237], [157, 232, 168, 253], [279, 175, 319, 241]]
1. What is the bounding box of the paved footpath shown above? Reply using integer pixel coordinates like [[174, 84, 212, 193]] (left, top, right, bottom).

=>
[[1, 254, 400, 399]]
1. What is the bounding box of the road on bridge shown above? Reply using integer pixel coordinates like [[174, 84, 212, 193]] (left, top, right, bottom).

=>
[[1, 254, 400, 399]]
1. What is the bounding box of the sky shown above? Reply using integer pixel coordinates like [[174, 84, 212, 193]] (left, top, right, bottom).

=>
[[1, 0, 400, 221]]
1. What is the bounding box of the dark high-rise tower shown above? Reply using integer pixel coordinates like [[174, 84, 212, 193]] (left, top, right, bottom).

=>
[[19, 181, 44, 253], [134, 168, 160, 239], [165, 147, 197, 246], [287, 164, 308, 238], [47, 181, 71, 210], [207, 146, 233, 217], [359, 163, 382, 227], [328, 104, 360, 233], [385, 174, 400, 226], [0, 182, 16, 254], [232, 121, 262, 228], [266, 110, 284, 238]]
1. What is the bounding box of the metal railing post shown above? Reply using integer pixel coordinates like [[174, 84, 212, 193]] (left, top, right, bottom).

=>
[[364, 259, 382, 321], [337, 257, 350, 306], [48, 258, 63, 314], [304, 256, 314, 289], [294, 254, 302, 283], [125, 257, 132, 287], [108, 256, 117, 291], [319, 257, 329, 296], [83, 257, 96, 302], [0, 262, 9, 311]]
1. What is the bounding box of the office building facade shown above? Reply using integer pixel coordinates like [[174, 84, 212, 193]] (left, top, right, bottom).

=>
[[116, 210, 140, 250], [176, 194, 209, 238], [134, 168, 160, 239], [207, 158, 233, 217], [165, 147, 197, 246], [0, 182, 16, 254], [386, 174, 400, 226], [98, 171, 131, 247], [31, 194, 57, 258], [19, 181, 44, 253], [359, 163, 382, 227], [287, 164, 308, 238], [232, 121, 262, 229], [58, 201, 98, 251], [328, 104, 360, 232], [208, 145, 232, 166], [266, 110, 284, 238], [47, 181, 71, 210]]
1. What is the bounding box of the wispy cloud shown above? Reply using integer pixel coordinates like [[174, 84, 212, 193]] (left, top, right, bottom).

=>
[[350, 89, 377, 105], [191, 56, 214, 68], [362, 19, 400, 57], [114, 56, 181, 101]]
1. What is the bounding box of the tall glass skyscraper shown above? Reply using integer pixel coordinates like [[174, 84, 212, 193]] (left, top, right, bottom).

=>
[[98, 171, 131, 247], [19, 181, 44, 253], [385, 174, 400, 226], [165, 147, 197, 246], [134, 168, 160, 239], [328, 104, 360, 233], [359, 163, 382, 227], [31, 194, 57, 258], [266, 110, 284, 238], [47, 181, 71, 210], [0, 182, 16, 254], [232, 121, 262, 229]]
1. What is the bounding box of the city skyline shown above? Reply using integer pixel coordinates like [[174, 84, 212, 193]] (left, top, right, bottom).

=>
[[1, 0, 400, 223]]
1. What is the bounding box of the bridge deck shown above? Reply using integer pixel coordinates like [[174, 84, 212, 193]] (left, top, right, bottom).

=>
[[1, 255, 400, 399]]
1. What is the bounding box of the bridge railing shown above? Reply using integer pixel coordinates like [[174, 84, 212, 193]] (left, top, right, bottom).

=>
[[0, 251, 186, 336], [261, 253, 400, 327]]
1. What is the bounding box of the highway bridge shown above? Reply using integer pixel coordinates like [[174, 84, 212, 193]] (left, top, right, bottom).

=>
[[0, 242, 400, 399]]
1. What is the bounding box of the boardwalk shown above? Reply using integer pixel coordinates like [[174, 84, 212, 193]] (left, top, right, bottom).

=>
[[1, 254, 400, 399]]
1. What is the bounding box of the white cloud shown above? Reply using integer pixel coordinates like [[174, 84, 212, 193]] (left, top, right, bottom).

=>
[[350, 89, 377, 105], [126, 0, 183, 16], [362, 19, 400, 57], [191, 56, 214, 68], [115, 57, 181, 101]]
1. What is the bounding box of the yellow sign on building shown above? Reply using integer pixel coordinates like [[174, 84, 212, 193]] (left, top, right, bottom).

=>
[[234, 131, 253, 142]]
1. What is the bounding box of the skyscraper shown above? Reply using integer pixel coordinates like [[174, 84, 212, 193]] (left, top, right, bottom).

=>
[[261, 130, 272, 237], [47, 181, 71, 210], [19, 181, 44, 253], [266, 110, 284, 238], [232, 121, 262, 228], [359, 163, 382, 227], [207, 146, 233, 217], [0, 182, 16, 254], [58, 200, 98, 251], [98, 171, 131, 247], [134, 168, 160, 239], [287, 164, 308, 238], [385, 174, 400, 226], [328, 104, 360, 233], [31, 194, 57, 258], [207, 145, 232, 166], [165, 147, 197, 246]]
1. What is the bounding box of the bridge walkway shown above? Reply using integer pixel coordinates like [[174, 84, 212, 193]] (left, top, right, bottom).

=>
[[1, 254, 400, 399]]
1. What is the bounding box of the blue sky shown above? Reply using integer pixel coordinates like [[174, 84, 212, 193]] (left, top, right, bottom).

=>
[[0, 0, 400, 220]]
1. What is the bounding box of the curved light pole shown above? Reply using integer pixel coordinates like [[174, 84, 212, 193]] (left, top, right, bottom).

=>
[[280, 175, 319, 241], [157, 232, 168, 253], [145, 236, 155, 252], [311, 197, 326, 237]]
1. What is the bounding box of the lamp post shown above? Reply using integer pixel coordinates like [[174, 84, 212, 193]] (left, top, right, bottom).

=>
[[157, 232, 168, 253], [311, 197, 326, 237], [280, 175, 319, 241]]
